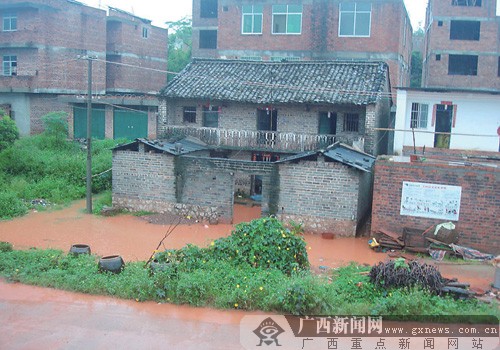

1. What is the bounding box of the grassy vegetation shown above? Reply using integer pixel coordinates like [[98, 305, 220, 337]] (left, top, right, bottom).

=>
[[0, 218, 497, 319], [0, 113, 123, 220]]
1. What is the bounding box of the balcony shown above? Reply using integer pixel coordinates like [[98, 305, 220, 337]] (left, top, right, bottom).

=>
[[162, 126, 364, 153]]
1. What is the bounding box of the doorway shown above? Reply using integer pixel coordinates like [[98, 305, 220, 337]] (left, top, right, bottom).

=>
[[318, 112, 337, 135], [434, 104, 453, 149], [257, 109, 277, 145]]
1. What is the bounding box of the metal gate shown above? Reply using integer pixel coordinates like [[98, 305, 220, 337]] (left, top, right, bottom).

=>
[[113, 108, 148, 140], [73, 105, 105, 139]]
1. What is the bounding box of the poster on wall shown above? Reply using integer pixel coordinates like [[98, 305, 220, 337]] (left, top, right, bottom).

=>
[[400, 181, 462, 221]]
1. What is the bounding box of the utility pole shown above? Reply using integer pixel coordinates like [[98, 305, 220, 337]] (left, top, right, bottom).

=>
[[81, 55, 95, 214]]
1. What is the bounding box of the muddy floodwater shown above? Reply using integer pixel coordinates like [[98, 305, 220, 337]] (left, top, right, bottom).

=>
[[0, 200, 494, 290]]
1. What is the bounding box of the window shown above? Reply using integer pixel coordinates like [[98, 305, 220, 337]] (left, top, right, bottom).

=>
[[452, 0, 481, 6], [183, 107, 196, 123], [438, 21, 443, 27], [436, 54, 441, 61], [2, 55, 17, 76], [199, 30, 217, 49], [203, 106, 219, 127], [242, 5, 263, 34], [2, 13, 17, 32], [339, 2, 371, 37], [450, 21, 480, 40], [142, 27, 149, 39], [410, 103, 429, 129], [343, 113, 359, 132], [448, 54, 478, 75], [200, 0, 218, 18], [272, 5, 302, 34]]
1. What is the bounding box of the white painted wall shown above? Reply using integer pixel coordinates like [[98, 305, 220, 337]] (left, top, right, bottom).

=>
[[393, 89, 500, 154]]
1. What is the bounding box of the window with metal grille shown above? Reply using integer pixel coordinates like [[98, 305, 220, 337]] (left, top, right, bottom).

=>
[[200, 0, 218, 18], [450, 20, 480, 41], [448, 54, 478, 75], [343, 113, 359, 132], [452, 0, 481, 6], [272, 5, 302, 34], [2, 13, 17, 31], [339, 2, 371, 37], [410, 103, 429, 129], [242, 5, 263, 34], [183, 107, 197, 123], [2, 55, 17, 76]]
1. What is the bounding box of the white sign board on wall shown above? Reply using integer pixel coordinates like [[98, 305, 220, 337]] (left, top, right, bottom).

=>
[[400, 182, 462, 221]]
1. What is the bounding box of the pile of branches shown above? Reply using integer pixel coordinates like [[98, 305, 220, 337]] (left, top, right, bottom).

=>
[[369, 260, 444, 294]]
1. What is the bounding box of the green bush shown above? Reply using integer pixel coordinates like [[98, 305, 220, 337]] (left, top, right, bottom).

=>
[[0, 241, 13, 252], [0, 125, 121, 219], [0, 191, 27, 220], [212, 217, 309, 274], [0, 247, 497, 318], [154, 218, 309, 275], [0, 116, 19, 151]]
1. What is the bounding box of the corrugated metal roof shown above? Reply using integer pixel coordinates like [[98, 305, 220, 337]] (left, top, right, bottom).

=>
[[113, 137, 208, 155], [323, 143, 375, 172], [276, 142, 375, 172], [161, 59, 389, 105]]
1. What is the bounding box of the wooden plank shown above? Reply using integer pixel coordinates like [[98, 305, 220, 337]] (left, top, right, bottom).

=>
[[378, 228, 403, 241]]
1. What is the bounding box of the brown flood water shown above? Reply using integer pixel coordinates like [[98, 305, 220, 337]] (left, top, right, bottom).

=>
[[0, 200, 494, 289]]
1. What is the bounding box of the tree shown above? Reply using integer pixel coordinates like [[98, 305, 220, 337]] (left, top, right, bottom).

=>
[[166, 17, 192, 82], [410, 27, 425, 88], [0, 112, 19, 152]]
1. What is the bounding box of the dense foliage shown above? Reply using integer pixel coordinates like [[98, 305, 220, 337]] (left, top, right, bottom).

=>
[[166, 18, 192, 82], [0, 245, 496, 318], [154, 218, 309, 275], [0, 113, 121, 219], [0, 115, 19, 151]]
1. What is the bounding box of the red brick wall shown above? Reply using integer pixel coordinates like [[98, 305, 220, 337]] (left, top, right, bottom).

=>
[[371, 159, 500, 254], [0, 0, 107, 93], [29, 94, 71, 134], [106, 9, 168, 92]]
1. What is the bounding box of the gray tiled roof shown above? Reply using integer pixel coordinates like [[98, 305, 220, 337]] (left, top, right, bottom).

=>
[[161, 59, 389, 105]]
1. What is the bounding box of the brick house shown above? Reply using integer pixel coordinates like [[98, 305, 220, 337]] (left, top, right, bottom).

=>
[[192, 0, 413, 101], [112, 138, 376, 236], [422, 0, 500, 90], [0, 0, 167, 138], [159, 58, 392, 157]]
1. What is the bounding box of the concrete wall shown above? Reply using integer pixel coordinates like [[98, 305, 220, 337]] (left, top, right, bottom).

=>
[[0, 93, 30, 135], [371, 158, 500, 254], [394, 89, 500, 154]]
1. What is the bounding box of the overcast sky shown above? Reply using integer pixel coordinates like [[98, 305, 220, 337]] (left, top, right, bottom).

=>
[[81, 0, 430, 30]]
